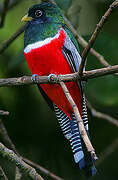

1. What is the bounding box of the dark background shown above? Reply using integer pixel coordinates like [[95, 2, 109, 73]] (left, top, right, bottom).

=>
[[0, 0, 118, 179]]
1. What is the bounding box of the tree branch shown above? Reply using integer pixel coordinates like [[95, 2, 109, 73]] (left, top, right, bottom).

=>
[[79, 0, 118, 75], [23, 158, 64, 180], [96, 136, 118, 166], [0, 166, 8, 180], [87, 102, 118, 127], [0, 110, 9, 116], [0, 25, 25, 54], [0, 65, 118, 87], [64, 16, 118, 75], [0, 0, 117, 80], [0, 0, 9, 28], [0, 143, 44, 180], [0, 119, 18, 155], [59, 81, 97, 160], [0, 119, 64, 180]]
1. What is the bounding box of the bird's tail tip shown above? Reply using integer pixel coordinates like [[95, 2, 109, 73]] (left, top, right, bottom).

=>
[[74, 151, 97, 177]]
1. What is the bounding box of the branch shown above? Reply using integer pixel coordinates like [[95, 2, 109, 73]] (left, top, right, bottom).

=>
[[0, 0, 117, 80], [64, 16, 118, 76], [0, 25, 25, 54], [0, 0, 23, 14], [0, 65, 118, 87], [0, 110, 9, 116], [87, 102, 118, 127], [79, 0, 118, 75], [59, 81, 97, 160], [0, 143, 44, 180], [0, 0, 9, 28], [96, 136, 118, 166], [0, 119, 23, 179], [0, 119, 64, 180], [0, 119, 19, 155], [23, 158, 64, 180], [0, 166, 8, 180]]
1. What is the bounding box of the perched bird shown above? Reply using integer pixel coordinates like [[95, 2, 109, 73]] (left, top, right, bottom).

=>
[[22, 2, 96, 177]]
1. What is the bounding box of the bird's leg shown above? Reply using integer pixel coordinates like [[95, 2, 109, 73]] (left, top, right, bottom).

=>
[[48, 74, 57, 83], [31, 74, 39, 83]]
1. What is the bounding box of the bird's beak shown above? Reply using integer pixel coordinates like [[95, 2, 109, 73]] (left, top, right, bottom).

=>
[[21, 14, 33, 22]]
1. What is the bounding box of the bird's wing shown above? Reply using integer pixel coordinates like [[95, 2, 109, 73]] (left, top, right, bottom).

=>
[[62, 29, 82, 73], [62, 29, 89, 131]]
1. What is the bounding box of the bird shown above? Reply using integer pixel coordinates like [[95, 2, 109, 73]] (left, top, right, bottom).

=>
[[22, 1, 97, 177]]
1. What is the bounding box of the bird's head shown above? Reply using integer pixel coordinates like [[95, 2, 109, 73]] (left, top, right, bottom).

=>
[[21, 2, 64, 25]]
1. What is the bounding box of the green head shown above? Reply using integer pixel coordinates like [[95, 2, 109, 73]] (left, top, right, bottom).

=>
[[22, 2, 65, 47]]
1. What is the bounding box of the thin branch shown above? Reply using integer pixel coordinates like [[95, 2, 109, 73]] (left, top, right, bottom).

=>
[[59, 81, 97, 160], [0, 0, 117, 80], [87, 102, 118, 127], [15, 168, 22, 180], [0, 166, 8, 180], [79, 0, 118, 75], [96, 136, 118, 166], [0, 110, 9, 116], [0, 25, 25, 54], [0, 119, 64, 180], [23, 158, 64, 180], [64, 16, 118, 75], [0, 119, 18, 155], [0, 0, 9, 28], [0, 119, 23, 179], [0, 0, 23, 14], [0, 143, 44, 180], [0, 65, 118, 87]]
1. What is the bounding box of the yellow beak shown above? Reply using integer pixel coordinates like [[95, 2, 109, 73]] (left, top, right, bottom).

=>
[[21, 14, 33, 22]]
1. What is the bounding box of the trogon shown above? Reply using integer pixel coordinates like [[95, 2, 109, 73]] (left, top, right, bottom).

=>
[[22, 2, 97, 177]]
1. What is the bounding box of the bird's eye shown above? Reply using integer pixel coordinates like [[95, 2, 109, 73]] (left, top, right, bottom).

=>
[[35, 10, 42, 17]]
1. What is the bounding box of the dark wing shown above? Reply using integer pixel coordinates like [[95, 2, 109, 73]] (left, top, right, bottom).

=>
[[62, 31, 88, 131], [62, 31, 82, 73]]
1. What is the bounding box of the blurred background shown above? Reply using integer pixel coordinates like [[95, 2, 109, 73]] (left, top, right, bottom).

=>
[[0, 0, 118, 179]]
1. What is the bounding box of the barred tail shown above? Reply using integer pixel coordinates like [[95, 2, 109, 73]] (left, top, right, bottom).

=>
[[54, 104, 97, 177]]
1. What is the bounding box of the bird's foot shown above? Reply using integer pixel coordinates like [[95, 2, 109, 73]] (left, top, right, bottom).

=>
[[48, 74, 56, 82], [31, 74, 39, 83]]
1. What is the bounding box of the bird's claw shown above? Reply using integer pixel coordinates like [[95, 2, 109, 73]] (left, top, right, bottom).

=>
[[31, 74, 39, 83], [48, 74, 56, 82]]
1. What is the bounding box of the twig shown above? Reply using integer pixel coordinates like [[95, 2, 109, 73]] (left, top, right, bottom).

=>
[[96, 136, 118, 166], [0, 119, 23, 179], [59, 81, 97, 160], [79, 0, 118, 75], [0, 166, 8, 180], [0, 25, 25, 54], [0, 119, 64, 180], [0, 143, 44, 180], [0, 0, 117, 79], [0, 0, 9, 28], [87, 102, 118, 127], [0, 110, 9, 116], [0, 119, 18, 155], [0, 65, 118, 87], [64, 16, 118, 73], [0, 0, 22, 14], [15, 167, 22, 180], [23, 158, 64, 180]]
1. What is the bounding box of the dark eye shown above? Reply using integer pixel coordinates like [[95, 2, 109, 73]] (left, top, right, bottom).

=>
[[35, 10, 42, 17]]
